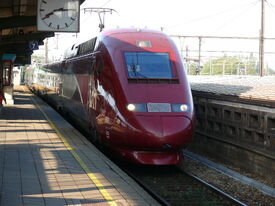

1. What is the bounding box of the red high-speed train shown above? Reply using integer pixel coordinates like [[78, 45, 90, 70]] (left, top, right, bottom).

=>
[[27, 28, 195, 165]]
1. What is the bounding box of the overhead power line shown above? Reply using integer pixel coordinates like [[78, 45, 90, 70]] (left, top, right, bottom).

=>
[[213, 0, 260, 33], [170, 35, 275, 40], [83, 7, 117, 31], [167, 0, 260, 29], [101, 0, 112, 7], [182, 49, 275, 55]]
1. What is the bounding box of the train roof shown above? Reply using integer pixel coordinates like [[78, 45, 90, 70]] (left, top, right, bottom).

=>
[[63, 28, 171, 60], [100, 28, 166, 36], [63, 37, 97, 59], [98, 28, 175, 53]]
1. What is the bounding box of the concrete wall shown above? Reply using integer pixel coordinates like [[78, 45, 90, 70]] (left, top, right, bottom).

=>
[[189, 96, 275, 179]]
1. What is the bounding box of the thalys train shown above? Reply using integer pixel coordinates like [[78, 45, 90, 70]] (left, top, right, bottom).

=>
[[26, 28, 195, 165]]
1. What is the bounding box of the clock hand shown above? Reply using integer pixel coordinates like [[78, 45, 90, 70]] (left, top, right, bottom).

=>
[[58, 8, 75, 11], [42, 8, 74, 20], [42, 11, 54, 20]]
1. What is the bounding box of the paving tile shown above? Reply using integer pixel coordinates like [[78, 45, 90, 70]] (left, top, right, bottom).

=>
[[1, 191, 23, 206], [44, 197, 67, 206], [0, 87, 160, 206], [22, 197, 45, 206]]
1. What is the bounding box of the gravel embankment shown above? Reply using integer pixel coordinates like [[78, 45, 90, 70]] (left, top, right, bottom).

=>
[[178, 155, 275, 206]]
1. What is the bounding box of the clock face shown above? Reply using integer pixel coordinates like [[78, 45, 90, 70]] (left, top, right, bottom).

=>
[[37, 0, 79, 32]]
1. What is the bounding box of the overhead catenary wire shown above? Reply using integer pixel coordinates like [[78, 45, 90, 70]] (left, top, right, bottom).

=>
[[166, 0, 260, 30], [265, 0, 275, 15], [101, 0, 112, 7], [179, 49, 275, 55], [266, 0, 275, 9], [80, 0, 114, 24], [83, 7, 117, 31], [213, 0, 260, 34]]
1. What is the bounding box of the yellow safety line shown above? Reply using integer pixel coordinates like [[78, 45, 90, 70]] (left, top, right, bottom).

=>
[[30, 94, 117, 206]]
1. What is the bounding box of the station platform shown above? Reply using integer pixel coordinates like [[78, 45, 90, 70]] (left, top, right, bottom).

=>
[[188, 75, 275, 107], [0, 86, 160, 206]]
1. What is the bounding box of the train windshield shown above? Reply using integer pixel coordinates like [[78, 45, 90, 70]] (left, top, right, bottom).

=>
[[125, 52, 173, 79]]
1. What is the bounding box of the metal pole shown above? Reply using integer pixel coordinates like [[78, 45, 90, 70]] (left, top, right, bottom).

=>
[[259, 0, 265, 76], [198, 37, 202, 75], [209, 58, 212, 75], [222, 60, 225, 75], [45, 38, 48, 64], [185, 45, 189, 74], [55, 34, 59, 50]]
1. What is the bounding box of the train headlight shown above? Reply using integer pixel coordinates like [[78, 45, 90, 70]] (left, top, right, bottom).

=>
[[127, 103, 147, 112], [127, 104, 136, 111], [172, 104, 189, 112], [180, 104, 188, 112]]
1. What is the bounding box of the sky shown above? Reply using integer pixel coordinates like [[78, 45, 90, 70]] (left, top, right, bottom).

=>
[[79, 0, 275, 36], [34, 0, 275, 69]]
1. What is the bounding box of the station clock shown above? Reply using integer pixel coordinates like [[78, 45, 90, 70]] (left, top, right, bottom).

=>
[[37, 0, 80, 32]]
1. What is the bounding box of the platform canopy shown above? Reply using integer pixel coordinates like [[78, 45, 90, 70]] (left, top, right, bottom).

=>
[[0, 0, 86, 65]]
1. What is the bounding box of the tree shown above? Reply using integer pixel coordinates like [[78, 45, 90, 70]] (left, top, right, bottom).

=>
[[201, 55, 258, 75], [267, 66, 275, 75]]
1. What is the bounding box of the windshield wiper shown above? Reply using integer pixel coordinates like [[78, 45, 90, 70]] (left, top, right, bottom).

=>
[[132, 65, 148, 78]]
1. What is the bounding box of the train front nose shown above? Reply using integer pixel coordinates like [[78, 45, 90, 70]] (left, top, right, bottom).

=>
[[116, 115, 193, 164], [127, 115, 193, 149], [162, 116, 193, 147]]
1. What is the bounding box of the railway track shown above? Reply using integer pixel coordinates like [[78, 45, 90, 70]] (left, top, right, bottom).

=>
[[31, 90, 261, 205], [120, 163, 247, 206], [180, 150, 275, 205], [45, 100, 248, 206], [30, 88, 273, 205]]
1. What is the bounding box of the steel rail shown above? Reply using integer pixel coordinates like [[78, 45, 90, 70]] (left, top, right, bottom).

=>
[[181, 169, 248, 206], [123, 168, 172, 206], [183, 150, 275, 198]]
